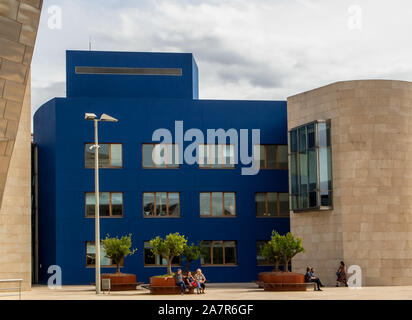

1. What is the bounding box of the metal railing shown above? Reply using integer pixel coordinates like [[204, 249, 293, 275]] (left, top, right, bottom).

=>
[[0, 279, 23, 300]]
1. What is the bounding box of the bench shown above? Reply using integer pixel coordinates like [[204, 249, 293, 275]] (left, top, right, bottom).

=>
[[263, 282, 317, 291]]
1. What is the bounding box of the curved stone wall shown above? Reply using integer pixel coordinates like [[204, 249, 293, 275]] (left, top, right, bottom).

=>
[[0, 0, 42, 289], [288, 80, 412, 286]]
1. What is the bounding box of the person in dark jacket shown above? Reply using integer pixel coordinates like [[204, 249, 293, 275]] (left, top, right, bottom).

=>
[[174, 269, 186, 295]]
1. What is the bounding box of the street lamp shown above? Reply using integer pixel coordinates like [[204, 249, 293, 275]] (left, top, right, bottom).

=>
[[85, 113, 118, 294]]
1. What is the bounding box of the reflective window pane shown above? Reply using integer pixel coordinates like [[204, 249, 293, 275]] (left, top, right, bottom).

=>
[[267, 192, 277, 216], [144, 242, 156, 265], [200, 193, 211, 216], [111, 193, 123, 216], [85, 144, 94, 168], [318, 122, 328, 147], [168, 193, 180, 216], [143, 193, 155, 216], [266, 145, 276, 169], [277, 145, 288, 169], [290, 130, 297, 153], [255, 193, 266, 216], [212, 192, 223, 216], [99, 144, 110, 168], [223, 193, 236, 216], [298, 127, 306, 152], [100, 192, 110, 216], [110, 144, 122, 167], [156, 192, 167, 216], [224, 241, 236, 264], [142, 144, 154, 167], [200, 241, 211, 264], [212, 242, 224, 264], [86, 193, 95, 217], [279, 193, 289, 216], [308, 149, 317, 192], [307, 124, 315, 149]]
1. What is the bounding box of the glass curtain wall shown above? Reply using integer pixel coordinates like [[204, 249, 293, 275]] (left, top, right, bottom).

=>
[[289, 120, 332, 211]]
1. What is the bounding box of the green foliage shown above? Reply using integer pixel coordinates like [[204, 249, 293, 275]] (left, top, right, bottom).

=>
[[182, 243, 201, 272], [150, 232, 188, 275], [261, 235, 282, 271], [264, 231, 305, 272], [101, 234, 137, 273]]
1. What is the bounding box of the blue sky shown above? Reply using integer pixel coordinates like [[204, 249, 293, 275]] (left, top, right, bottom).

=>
[[32, 0, 412, 115]]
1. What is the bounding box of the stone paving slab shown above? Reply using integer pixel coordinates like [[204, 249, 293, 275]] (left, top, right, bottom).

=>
[[0, 283, 411, 300]]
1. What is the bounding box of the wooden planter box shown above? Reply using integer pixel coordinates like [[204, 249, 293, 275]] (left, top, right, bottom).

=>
[[101, 273, 138, 291], [259, 272, 307, 292], [149, 276, 192, 295]]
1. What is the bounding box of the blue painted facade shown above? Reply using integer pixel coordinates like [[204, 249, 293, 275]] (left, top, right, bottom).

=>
[[33, 50, 289, 285]]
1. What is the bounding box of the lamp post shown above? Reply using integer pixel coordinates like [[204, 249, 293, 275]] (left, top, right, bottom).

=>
[[85, 113, 118, 294]]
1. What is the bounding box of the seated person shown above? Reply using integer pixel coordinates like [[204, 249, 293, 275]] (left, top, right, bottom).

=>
[[195, 269, 207, 294], [309, 267, 324, 291], [187, 271, 200, 294], [174, 269, 186, 295]]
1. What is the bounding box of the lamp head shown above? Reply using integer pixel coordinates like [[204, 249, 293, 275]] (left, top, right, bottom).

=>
[[85, 113, 97, 120], [100, 113, 118, 122]]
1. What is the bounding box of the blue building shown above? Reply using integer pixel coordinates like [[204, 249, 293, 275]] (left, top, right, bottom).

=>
[[33, 50, 290, 285]]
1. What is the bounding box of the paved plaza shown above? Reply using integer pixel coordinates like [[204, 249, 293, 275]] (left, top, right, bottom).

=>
[[0, 283, 411, 300]]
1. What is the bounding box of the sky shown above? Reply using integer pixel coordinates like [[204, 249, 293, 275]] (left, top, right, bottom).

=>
[[31, 0, 412, 116]]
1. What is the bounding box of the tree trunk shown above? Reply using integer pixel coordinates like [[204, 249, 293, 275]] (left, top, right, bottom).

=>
[[167, 257, 173, 275], [284, 258, 289, 272], [274, 261, 279, 272], [116, 263, 121, 273], [185, 260, 191, 273]]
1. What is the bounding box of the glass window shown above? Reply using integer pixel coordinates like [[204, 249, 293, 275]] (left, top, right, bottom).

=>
[[267, 193, 277, 216], [85, 192, 123, 217], [278, 193, 289, 216], [200, 241, 211, 265], [168, 193, 180, 216], [224, 193, 236, 216], [111, 144, 122, 167], [200, 192, 236, 217], [200, 241, 237, 265], [100, 192, 110, 216], [212, 242, 224, 264], [144, 241, 181, 266], [277, 145, 288, 169], [255, 192, 289, 217], [200, 193, 211, 216], [85, 143, 122, 168], [254, 145, 288, 169], [86, 242, 122, 267], [266, 145, 276, 169], [212, 192, 223, 216], [289, 120, 333, 211], [142, 192, 180, 217], [255, 193, 266, 217], [142, 144, 180, 168], [142, 144, 154, 167], [256, 241, 271, 265], [156, 192, 167, 216], [199, 144, 235, 168], [111, 193, 123, 216]]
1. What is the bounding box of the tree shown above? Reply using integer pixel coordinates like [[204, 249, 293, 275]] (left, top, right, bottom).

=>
[[101, 234, 137, 273], [276, 231, 305, 272], [182, 243, 200, 273], [261, 234, 282, 271], [150, 232, 188, 275]]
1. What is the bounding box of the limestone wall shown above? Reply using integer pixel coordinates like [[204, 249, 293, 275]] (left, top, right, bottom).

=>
[[0, 0, 43, 289], [288, 80, 412, 286]]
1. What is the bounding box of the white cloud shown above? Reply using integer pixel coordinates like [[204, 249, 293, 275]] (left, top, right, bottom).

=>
[[32, 0, 412, 114]]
